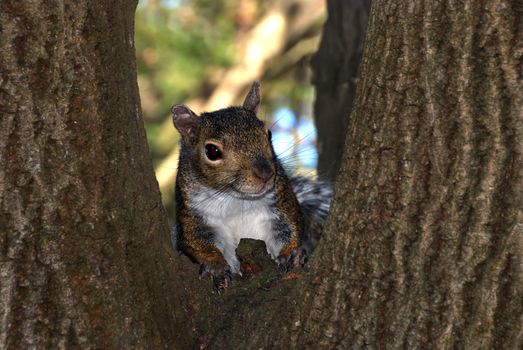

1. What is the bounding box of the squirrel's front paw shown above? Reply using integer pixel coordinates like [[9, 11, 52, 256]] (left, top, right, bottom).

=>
[[199, 260, 230, 277], [276, 246, 308, 272], [199, 261, 232, 292]]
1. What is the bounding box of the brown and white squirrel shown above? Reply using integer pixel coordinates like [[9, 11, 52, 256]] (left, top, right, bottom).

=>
[[171, 82, 332, 283]]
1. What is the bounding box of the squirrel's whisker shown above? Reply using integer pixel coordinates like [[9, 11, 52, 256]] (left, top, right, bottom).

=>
[[171, 82, 332, 285]]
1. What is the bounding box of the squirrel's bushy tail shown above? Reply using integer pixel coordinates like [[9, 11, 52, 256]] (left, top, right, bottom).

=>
[[290, 176, 333, 251]]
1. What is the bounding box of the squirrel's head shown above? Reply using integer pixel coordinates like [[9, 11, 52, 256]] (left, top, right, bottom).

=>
[[171, 82, 276, 197]]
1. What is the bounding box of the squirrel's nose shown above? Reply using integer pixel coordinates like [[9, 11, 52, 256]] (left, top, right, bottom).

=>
[[253, 157, 275, 182]]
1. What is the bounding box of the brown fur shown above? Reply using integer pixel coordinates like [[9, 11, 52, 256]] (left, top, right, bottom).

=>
[[172, 82, 311, 277]]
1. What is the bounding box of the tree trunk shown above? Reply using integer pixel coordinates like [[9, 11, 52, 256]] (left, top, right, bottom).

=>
[[287, 0, 523, 348], [311, 0, 371, 181], [2, 0, 521, 349], [0, 1, 193, 348]]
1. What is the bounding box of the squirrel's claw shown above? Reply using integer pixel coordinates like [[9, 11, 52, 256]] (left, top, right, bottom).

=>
[[276, 246, 308, 272], [212, 272, 232, 293], [199, 261, 233, 292], [199, 261, 230, 277]]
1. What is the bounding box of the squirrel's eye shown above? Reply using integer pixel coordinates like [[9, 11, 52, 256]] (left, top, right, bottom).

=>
[[205, 143, 223, 161]]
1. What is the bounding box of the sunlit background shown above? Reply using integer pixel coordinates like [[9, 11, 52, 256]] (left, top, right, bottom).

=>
[[135, 0, 326, 210]]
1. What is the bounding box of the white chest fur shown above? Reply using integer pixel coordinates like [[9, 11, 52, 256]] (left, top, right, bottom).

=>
[[190, 187, 283, 273]]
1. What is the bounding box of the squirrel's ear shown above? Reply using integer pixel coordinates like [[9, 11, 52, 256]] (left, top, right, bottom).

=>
[[242, 81, 261, 114], [171, 104, 199, 144]]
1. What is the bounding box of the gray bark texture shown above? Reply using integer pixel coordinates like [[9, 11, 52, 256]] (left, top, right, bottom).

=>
[[286, 0, 523, 348], [1, 0, 521, 349], [0, 1, 194, 348], [311, 0, 371, 181]]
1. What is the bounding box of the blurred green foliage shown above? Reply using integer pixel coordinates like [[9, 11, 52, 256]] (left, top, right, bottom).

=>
[[136, 0, 236, 119]]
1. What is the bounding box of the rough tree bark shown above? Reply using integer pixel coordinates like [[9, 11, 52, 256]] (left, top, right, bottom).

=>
[[0, 1, 194, 348], [311, 0, 371, 181], [1, 0, 521, 349], [283, 0, 522, 348]]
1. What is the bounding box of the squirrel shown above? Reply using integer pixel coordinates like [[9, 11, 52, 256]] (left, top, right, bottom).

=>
[[170, 81, 332, 284]]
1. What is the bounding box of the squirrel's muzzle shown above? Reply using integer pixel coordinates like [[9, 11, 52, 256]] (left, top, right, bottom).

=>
[[252, 156, 275, 183]]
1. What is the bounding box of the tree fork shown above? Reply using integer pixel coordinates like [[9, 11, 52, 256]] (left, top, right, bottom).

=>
[[0, 0, 521, 349]]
